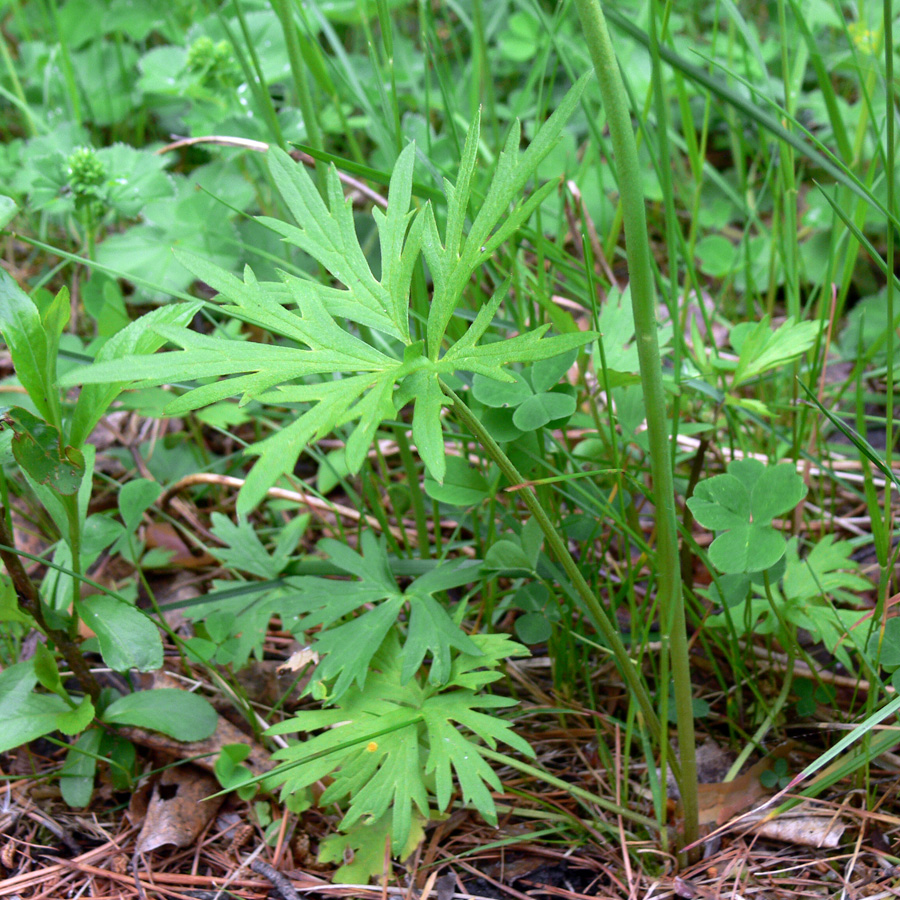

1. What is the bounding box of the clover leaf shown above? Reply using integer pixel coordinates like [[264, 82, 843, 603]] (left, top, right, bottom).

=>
[[687, 459, 807, 574]]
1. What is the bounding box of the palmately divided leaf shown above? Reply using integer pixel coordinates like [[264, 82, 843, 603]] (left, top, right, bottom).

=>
[[265, 146, 414, 342], [402, 593, 481, 685], [67, 301, 202, 446], [442, 329, 594, 384], [267, 630, 530, 852], [284, 534, 487, 699], [61, 87, 595, 510], [321, 532, 397, 587], [411, 374, 446, 483], [731, 315, 821, 385], [236, 401, 347, 514], [309, 599, 406, 698], [425, 72, 592, 356]]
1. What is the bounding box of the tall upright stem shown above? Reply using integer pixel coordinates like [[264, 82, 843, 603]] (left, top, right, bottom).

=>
[[572, 0, 699, 849], [0, 508, 101, 702], [444, 385, 681, 790]]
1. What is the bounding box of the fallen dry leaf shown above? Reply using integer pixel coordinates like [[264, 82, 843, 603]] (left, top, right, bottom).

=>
[[278, 646, 319, 674], [744, 809, 846, 848], [694, 756, 773, 827], [134, 765, 223, 853], [144, 522, 217, 568]]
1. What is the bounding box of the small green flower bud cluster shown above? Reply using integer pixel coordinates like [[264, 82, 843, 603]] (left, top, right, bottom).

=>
[[186, 36, 239, 88], [66, 147, 106, 194], [65, 147, 108, 215]]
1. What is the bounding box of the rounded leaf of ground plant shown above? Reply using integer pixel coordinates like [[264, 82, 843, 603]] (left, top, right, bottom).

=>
[[694, 234, 739, 278], [479, 407, 524, 443], [710, 521, 786, 575], [484, 539, 534, 574], [472, 373, 533, 408], [512, 391, 576, 431], [706, 573, 751, 609], [75, 595, 163, 672], [102, 689, 218, 741], [688, 460, 805, 575], [515, 612, 552, 644], [530, 348, 578, 393], [424, 455, 490, 506], [687, 473, 749, 531], [868, 617, 900, 670], [513, 581, 550, 612], [749, 462, 808, 524]]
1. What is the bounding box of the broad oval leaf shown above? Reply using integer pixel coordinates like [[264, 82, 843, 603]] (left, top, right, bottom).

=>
[[708, 523, 787, 575], [424, 456, 489, 506], [102, 689, 218, 741], [472, 373, 532, 408], [0, 660, 70, 755], [60, 727, 102, 808], [75, 595, 163, 672], [750, 462, 807, 525], [515, 612, 552, 645]]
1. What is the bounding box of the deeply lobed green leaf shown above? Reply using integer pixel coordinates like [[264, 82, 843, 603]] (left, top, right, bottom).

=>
[[60, 82, 595, 510]]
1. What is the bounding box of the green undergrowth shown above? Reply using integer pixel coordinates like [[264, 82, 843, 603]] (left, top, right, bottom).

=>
[[0, 0, 898, 881]]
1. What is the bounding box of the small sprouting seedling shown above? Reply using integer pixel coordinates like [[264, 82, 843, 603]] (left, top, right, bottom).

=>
[[760, 757, 791, 789], [214, 744, 259, 802], [509, 582, 560, 646], [793, 679, 835, 718]]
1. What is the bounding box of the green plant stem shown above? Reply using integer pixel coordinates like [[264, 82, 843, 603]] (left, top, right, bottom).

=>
[[0, 37, 35, 137], [0, 507, 100, 702], [270, 0, 323, 157], [725, 647, 795, 782], [46, 0, 81, 125], [61, 494, 83, 634], [572, 0, 698, 851], [393, 426, 430, 553], [479, 746, 658, 832], [443, 385, 679, 786], [882, 0, 896, 600]]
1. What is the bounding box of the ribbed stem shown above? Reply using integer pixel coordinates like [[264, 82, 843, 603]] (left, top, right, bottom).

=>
[[572, 0, 699, 850]]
